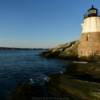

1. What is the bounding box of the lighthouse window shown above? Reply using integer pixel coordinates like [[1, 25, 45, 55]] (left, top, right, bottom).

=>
[[86, 36, 88, 41]]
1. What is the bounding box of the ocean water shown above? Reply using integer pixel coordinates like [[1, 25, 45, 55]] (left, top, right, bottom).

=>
[[0, 50, 68, 100]]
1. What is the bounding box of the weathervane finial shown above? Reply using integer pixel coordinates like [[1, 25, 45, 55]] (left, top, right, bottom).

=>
[[92, 4, 94, 8], [91, 0, 94, 7]]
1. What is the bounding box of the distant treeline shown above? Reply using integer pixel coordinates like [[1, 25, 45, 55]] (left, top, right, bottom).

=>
[[0, 47, 47, 50]]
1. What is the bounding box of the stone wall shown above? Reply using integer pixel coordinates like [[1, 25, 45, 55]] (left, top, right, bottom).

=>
[[78, 32, 100, 57]]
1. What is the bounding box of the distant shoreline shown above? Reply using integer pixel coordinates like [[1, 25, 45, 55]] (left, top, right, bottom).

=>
[[0, 47, 47, 50]]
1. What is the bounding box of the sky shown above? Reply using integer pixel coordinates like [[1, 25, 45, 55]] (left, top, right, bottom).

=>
[[0, 0, 100, 48]]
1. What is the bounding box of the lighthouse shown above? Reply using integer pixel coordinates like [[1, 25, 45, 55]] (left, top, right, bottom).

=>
[[78, 5, 100, 58]]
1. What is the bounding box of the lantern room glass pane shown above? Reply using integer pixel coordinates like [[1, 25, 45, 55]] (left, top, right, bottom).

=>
[[88, 10, 96, 14]]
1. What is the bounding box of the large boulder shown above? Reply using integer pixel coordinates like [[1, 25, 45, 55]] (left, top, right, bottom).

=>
[[59, 41, 79, 58], [66, 62, 100, 81]]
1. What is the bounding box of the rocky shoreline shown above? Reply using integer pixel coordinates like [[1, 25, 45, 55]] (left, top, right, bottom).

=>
[[47, 62, 100, 99], [42, 41, 79, 60], [9, 62, 100, 100], [41, 41, 100, 62], [9, 42, 100, 100]]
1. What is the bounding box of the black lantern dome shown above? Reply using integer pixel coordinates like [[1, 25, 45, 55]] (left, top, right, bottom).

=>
[[84, 5, 99, 19]]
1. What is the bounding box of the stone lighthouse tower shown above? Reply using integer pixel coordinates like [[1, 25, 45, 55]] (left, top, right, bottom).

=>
[[78, 5, 100, 58]]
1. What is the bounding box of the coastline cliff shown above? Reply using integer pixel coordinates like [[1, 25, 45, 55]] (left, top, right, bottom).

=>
[[42, 40, 79, 59], [42, 40, 100, 61]]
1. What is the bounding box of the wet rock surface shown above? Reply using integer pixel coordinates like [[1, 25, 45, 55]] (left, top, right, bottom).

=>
[[48, 74, 100, 100], [9, 62, 100, 100], [66, 62, 100, 81]]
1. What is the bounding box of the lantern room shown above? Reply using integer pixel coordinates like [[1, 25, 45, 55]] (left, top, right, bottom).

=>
[[84, 5, 99, 19]]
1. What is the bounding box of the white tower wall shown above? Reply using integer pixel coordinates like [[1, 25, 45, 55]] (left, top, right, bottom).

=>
[[82, 17, 100, 33]]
